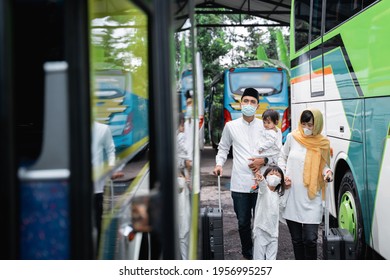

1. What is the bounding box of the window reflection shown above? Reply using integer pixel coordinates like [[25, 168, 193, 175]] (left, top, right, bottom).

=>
[[89, 0, 150, 259], [176, 23, 199, 260], [176, 113, 192, 259]]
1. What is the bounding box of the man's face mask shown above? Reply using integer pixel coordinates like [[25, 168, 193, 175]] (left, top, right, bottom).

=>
[[241, 105, 257, 117]]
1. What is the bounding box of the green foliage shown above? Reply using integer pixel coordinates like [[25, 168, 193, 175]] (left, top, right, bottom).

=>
[[195, 13, 233, 89], [256, 45, 268, 61], [275, 29, 290, 68], [175, 13, 290, 91], [91, 13, 149, 95]]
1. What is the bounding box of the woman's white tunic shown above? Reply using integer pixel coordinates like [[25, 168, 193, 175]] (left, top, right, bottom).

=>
[[278, 133, 329, 224]]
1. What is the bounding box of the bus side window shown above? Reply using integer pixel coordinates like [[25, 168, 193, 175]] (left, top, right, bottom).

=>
[[325, 0, 373, 33], [294, 0, 310, 52]]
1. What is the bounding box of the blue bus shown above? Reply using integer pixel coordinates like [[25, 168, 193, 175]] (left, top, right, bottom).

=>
[[94, 70, 149, 154], [207, 62, 290, 150]]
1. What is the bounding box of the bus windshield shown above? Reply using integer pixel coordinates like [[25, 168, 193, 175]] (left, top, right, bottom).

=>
[[95, 75, 126, 93], [229, 72, 283, 95]]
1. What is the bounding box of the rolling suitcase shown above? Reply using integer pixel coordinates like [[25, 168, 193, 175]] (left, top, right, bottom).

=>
[[200, 175, 224, 260], [322, 183, 356, 259]]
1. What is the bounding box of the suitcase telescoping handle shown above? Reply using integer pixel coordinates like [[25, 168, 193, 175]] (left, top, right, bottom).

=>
[[324, 182, 330, 236], [217, 175, 222, 212]]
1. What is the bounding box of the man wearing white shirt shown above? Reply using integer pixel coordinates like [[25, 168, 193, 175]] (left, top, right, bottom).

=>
[[214, 88, 280, 260], [91, 121, 117, 249]]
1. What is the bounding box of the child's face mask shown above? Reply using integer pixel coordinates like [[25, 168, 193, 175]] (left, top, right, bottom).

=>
[[266, 174, 281, 187]]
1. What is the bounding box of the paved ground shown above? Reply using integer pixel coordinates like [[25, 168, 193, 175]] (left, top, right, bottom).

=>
[[199, 145, 324, 260]]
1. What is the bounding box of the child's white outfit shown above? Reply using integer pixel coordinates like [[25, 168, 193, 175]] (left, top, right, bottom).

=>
[[177, 130, 191, 177], [253, 178, 282, 260], [254, 127, 282, 173]]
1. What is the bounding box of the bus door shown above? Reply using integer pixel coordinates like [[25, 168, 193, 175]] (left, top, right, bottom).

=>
[[309, 0, 325, 97], [308, 0, 328, 132], [2, 0, 182, 260], [7, 0, 93, 259], [291, 0, 326, 128], [0, 0, 17, 260], [90, 0, 187, 260], [89, 0, 153, 260]]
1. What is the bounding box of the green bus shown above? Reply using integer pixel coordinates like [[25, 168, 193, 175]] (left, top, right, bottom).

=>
[[290, 0, 389, 259]]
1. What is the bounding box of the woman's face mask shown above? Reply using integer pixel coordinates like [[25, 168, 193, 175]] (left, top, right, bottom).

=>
[[266, 174, 281, 187], [241, 105, 257, 117], [303, 127, 313, 136], [301, 120, 314, 136]]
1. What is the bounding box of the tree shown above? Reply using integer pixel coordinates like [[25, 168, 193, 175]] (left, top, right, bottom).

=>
[[195, 13, 233, 89], [91, 13, 149, 96], [245, 24, 289, 62]]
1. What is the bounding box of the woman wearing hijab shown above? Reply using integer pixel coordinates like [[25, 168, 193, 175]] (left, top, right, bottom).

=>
[[278, 108, 333, 260]]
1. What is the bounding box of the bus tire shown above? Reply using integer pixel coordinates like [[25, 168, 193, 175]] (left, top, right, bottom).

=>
[[337, 171, 366, 259]]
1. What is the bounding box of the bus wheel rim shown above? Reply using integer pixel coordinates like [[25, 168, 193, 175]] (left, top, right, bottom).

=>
[[338, 191, 357, 240]]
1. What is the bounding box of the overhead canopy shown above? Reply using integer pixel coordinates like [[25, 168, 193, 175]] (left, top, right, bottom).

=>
[[174, 0, 291, 30], [91, 1, 291, 30]]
